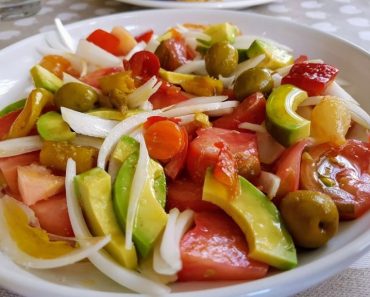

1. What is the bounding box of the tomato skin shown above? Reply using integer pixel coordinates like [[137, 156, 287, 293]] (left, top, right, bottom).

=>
[[135, 30, 154, 43], [129, 51, 160, 78], [31, 194, 74, 237], [178, 212, 269, 281], [149, 80, 190, 109], [213, 92, 266, 131], [275, 139, 311, 200], [0, 110, 22, 139], [155, 38, 188, 71], [0, 152, 39, 195], [80, 67, 124, 88], [167, 178, 219, 212], [281, 63, 339, 96], [187, 128, 260, 184], [87, 29, 120, 55], [301, 140, 370, 220]]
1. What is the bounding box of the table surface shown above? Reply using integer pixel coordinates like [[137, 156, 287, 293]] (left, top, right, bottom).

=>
[[0, 0, 370, 296]]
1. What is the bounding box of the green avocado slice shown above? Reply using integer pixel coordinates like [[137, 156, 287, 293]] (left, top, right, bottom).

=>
[[30, 65, 63, 93]]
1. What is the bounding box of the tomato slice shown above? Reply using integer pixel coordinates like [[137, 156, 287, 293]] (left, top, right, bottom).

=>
[[0, 110, 22, 139], [187, 128, 260, 184], [129, 51, 160, 78], [135, 30, 154, 43], [281, 63, 339, 96], [178, 211, 269, 281], [149, 79, 190, 109], [80, 67, 124, 88], [31, 193, 74, 237], [87, 29, 120, 56], [167, 178, 219, 212], [301, 140, 370, 220], [213, 92, 266, 131]]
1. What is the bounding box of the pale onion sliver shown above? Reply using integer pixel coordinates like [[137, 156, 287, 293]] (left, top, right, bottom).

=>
[[97, 110, 159, 169], [325, 81, 359, 106], [162, 101, 239, 118], [256, 171, 281, 199], [62, 72, 101, 93], [238, 122, 267, 133], [153, 237, 177, 275], [159, 208, 180, 267], [343, 101, 370, 130], [45, 32, 70, 52], [218, 75, 235, 89], [127, 76, 162, 109], [65, 159, 170, 295], [174, 96, 228, 107], [124, 41, 147, 60], [125, 135, 150, 250], [0, 136, 42, 158], [174, 60, 207, 75], [233, 54, 265, 79], [61, 107, 119, 138], [76, 39, 122, 68], [54, 18, 76, 52], [71, 135, 103, 149], [272, 72, 282, 88], [145, 38, 160, 53], [206, 107, 236, 117], [0, 195, 110, 269]]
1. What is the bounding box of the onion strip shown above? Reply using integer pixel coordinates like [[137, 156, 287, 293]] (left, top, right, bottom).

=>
[[0, 136, 42, 158]]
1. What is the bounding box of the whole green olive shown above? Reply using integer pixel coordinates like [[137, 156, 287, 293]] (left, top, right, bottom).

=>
[[205, 41, 238, 78], [280, 190, 339, 249], [54, 82, 98, 112], [233, 67, 273, 101]]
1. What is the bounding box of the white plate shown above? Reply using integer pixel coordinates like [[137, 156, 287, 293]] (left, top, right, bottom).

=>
[[117, 0, 276, 9], [1, 8, 370, 297]]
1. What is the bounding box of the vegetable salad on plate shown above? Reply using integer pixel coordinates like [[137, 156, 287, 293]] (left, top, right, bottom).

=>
[[0, 21, 369, 295]]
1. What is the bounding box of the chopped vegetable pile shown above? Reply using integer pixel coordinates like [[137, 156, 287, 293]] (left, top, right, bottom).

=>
[[0, 21, 369, 295]]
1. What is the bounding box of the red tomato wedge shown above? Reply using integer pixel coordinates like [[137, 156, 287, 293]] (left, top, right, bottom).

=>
[[135, 30, 154, 43], [167, 178, 219, 212], [0, 152, 39, 194], [275, 139, 311, 200], [187, 128, 260, 183], [301, 140, 370, 220], [87, 29, 120, 56], [18, 164, 65, 206], [149, 80, 191, 109], [213, 92, 266, 131], [31, 194, 74, 237], [0, 110, 22, 139], [178, 212, 269, 281], [281, 63, 339, 96], [129, 51, 160, 78], [80, 67, 124, 89]]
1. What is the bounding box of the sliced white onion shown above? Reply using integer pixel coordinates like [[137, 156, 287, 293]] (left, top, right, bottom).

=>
[[255, 171, 281, 199], [325, 81, 359, 105], [300, 96, 324, 107], [0, 136, 42, 158], [61, 107, 118, 138], [65, 159, 170, 295], [127, 76, 162, 109], [272, 72, 282, 88], [76, 39, 122, 68], [139, 100, 154, 111], [71, 135, 103, 149], [145, 38, 160, 53], [124, 41, 147, 60], [36, 45, 65, 56], [125, 134, 149, 250], [206, 106, 236, 117], [97, 110, 159, 169], [174, 60, 207, 75], [174, 96, 228, 107], [0, 195, 110, 269], [238, 122, 267, 133], [162, 101, 239, 118], [343, 101, 370, 130], [233, 54, 265, 79], [218, 74, 235, 89], [45, 31, 70, 52], [54, 18, 76, 52], [177, 114, 195, 125], [256, 131, 285, 164]]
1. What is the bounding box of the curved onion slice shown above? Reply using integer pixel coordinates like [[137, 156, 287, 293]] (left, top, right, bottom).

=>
[[125, 135, 149, 249], [97, 110, 159, 169], [65, 159, 170, 295], [124, 41, 146, 60], [0, 136, 42, 158], [61, 107, 118, 138], [174, 95, 228, 107], [127, 76, 162, 109], [219, 75, 235, 89], [76, 39, 122, 68], [45, 31, 70, 52], [239, 122, 267, 133], [255, 171, 281, 199], [325, 81, 359, 105], [233, 54, 265, 79], [174, 60, 207, 75], [0, 195, 110, 269], [272, 72, 282, 88], [162, 101, 239, 118], [145, 38, 160, 53], [54, 18, 76, 52]]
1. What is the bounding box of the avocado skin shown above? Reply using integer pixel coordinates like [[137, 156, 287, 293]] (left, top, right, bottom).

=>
[[113, 136, 167, 258], [203, 169, 297, 270], [74, 167, 137, 269]]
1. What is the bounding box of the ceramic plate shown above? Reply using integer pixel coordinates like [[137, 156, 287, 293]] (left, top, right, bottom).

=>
[[0, 9, 370, 297], [116, 0, 276, 9]]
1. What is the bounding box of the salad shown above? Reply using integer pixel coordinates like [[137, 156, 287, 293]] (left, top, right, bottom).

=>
[[0, 20, 369, 295]]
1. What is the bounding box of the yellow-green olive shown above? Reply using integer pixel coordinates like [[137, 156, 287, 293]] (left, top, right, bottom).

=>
[[205, 41, 238, 78]]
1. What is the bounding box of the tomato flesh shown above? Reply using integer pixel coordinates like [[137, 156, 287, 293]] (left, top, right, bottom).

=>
[[281, 63, 339, 96], [178, 212, 269, 281], [87, 29, 120, 56], [0, 110, 22, 139], [149, 80, 190, 109], [135, 30, 154, 43], [129, 51, 160, 78], [80, 67, 123, 88]]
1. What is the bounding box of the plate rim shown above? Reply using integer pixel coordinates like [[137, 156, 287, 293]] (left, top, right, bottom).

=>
[[1, 8, 370, 297]]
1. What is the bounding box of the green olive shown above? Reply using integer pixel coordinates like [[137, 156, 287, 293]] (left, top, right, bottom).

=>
[[233, 67, 273, 101], [54, 82, 98, 112], [280, 190, 339, 249], [205, 41, 238, 78]]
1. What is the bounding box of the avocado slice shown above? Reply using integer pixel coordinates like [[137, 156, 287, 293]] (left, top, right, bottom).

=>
[[265, 84, 310, 147], [204, 22, 239, 45], [246, 39, 294, 69], [74, 168, 138, 269], [37, 111, 76, 141], [87, 108, 125, 121], [30, 65, 63, 93], [113, 136, 167, 258], [203, 169, 297, 270]]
